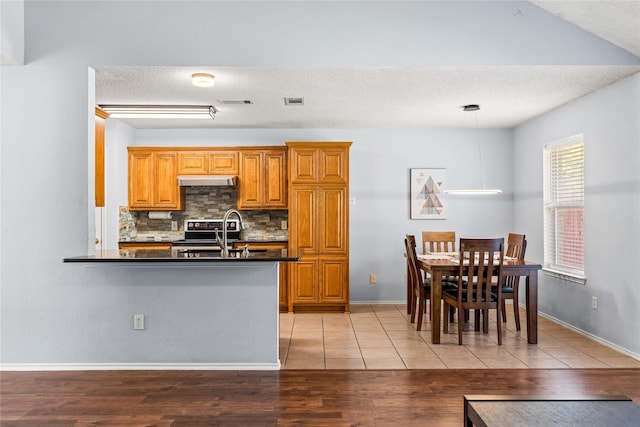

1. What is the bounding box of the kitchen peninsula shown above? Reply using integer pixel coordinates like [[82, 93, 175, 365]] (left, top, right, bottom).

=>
[[64, 249, 299, 369]]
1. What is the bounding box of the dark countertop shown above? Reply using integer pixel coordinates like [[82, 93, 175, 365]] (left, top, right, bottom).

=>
[[64, 249, 299, 263], [117, 239, 288, 244]]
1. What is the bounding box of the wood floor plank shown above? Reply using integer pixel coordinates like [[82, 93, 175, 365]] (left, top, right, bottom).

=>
[[2, 369, 639, 426]]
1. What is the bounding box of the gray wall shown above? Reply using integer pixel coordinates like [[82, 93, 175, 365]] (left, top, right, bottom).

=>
[[513, 73, 640, 355], [1, 1, 638, 365], [130, 127, 513, 303]]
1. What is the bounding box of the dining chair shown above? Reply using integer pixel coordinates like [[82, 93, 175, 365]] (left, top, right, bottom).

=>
[[421, 231, 459, 285], [422, 231, 456, 254], [443, 238, 505, 345], [406, 234, 456, 330], [500, 233, 527, 330]]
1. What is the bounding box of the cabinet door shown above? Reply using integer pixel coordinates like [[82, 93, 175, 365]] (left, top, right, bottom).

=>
[[319, 186, 348, 255], [319, 258, 348, 303], [178, 152, 208, 174], [290, 187, 318, 255], [153, 152, 180, 208], [289, 147, 318, 183], [264, 150, 287, 208], [290, 259, 319, 304], [209, 151, 238, 174], [238, 151, 263, 209], [319, 146, 348, 184], [128, 150, 154, 208]]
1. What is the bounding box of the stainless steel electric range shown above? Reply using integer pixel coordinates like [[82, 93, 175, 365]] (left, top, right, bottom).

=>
[[171, 219, 241, 251]]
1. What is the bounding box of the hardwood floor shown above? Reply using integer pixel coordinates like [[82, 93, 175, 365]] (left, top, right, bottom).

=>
[[3, 305, 639, 425], [2, 369, 639, 426]]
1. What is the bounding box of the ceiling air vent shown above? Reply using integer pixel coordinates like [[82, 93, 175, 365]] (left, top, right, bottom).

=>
[[284, 97, 304, 106], [217, 99, 254, 105]]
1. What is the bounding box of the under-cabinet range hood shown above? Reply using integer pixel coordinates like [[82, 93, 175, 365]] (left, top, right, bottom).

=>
[[177, 175, 237, 187]]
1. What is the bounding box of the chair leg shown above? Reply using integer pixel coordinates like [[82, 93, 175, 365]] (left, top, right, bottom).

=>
[[443, 301, 449, 333], [501, 300, 507, 322], [457, 304, 464, 345], [496, 304, 503, 345], [482, 310, 489, 334], [416, 296, 424, 331], [474, 310, 481, 331], [513, 286, 521, 331], [409, 295, 417, 324]]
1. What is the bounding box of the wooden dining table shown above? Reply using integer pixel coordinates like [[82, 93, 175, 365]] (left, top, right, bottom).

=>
[[415, 257, 542, 344]]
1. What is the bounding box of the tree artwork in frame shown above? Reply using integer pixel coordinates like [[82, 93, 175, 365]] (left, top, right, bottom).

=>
[[410, 168, 447, 219]]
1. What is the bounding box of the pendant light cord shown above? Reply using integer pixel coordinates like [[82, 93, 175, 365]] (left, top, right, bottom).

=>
[[474, 111, 487, 190]]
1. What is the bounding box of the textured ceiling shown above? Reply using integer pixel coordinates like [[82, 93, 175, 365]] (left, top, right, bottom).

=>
[[95, 1, 640, 129], [96, 66, 639, 129]]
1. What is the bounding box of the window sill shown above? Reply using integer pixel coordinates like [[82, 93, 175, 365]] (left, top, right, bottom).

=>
[[543, 268, 587, 285]]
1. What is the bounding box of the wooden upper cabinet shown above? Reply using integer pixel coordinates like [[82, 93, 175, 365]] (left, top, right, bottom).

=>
[[128, 148, 184, 210], [238, 148, 287, 210], [209, 151, 239, 174], [319, 146, 348, 184], [178, 152, 208, 174], [289, 146, 318, 184], [178, 150, 238, 175], [128, 150, 154, 208], [265, 150, 287, 207], [288, 142, 350, 184], [238, 151, 262, 208]]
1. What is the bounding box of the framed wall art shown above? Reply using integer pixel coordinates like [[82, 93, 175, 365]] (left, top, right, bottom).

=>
[[410, 168, 447, 219]]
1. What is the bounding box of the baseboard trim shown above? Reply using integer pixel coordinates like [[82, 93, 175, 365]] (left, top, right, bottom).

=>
[[0, 362, 281, 371], [532, 306, 640, 361]]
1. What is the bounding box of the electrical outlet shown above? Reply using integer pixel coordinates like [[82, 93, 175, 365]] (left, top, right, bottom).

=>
[[281, 220, 288, 230], [171, 221, 178, 231], [134, 314, 145, 330], [592, 296, 598, 310], [370, 274, 377, 284]]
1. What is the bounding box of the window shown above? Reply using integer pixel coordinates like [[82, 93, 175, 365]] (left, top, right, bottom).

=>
[[543, 135, 585, 283]]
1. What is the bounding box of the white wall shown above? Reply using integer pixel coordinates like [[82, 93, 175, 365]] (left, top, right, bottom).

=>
[[513, 73, 640, 356], [1, 1, 638, 365]]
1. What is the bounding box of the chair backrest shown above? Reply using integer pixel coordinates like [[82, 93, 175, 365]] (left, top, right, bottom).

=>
[[422, 231, 456, 254], [458, 238, 504, 304], [506, 233, 527, 260], [405, 234, 423, 294]]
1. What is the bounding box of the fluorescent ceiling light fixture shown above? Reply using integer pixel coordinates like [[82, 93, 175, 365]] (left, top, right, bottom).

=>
[[100, 105, 216, 119], [192, 73, 215, 87]]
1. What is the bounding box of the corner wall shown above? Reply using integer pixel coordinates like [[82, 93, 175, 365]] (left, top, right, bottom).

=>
[[513, 73, 640, 356]]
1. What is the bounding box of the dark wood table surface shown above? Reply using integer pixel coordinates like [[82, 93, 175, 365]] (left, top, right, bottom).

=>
[[416, 258, 542, 344], [464, 395, 640, 427]]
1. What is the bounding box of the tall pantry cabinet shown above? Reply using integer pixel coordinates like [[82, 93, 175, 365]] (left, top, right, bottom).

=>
[[286, 142, 351, 313]]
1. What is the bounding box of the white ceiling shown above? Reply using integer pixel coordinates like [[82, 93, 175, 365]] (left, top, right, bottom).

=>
[[95, 1, 640, 130]]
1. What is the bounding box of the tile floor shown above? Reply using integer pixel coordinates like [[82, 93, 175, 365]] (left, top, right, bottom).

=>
[[279, 303, 640, 370]]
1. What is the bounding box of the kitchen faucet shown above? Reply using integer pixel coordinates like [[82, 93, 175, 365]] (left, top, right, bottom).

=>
[[216, 209, 245, 257]]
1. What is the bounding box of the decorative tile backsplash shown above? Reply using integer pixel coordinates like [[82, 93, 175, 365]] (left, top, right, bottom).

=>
[[119, 187, 289, 241]]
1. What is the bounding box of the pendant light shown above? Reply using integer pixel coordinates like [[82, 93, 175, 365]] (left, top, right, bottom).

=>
[[445, 104, 502, 195]]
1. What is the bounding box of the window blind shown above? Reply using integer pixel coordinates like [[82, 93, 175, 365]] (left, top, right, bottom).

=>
[[543, 136, 585, 279]]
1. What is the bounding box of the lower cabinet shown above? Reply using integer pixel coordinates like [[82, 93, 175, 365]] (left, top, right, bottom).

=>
[[289, 257, 349, 312]]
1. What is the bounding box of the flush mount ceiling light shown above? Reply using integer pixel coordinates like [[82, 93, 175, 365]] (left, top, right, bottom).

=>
[[191, 73, 215, 87], [99, 105, 216, 119], [445, 104, 502, 195]]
